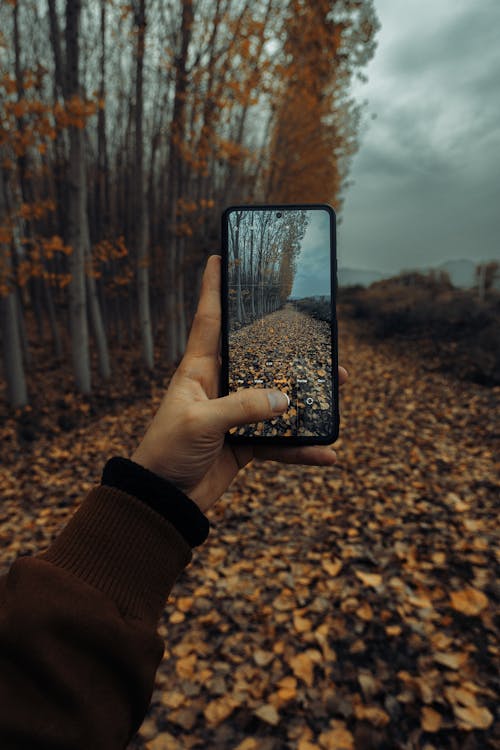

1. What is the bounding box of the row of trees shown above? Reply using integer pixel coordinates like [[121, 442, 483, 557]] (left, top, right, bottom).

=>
[[0, 0, 378, 407], [228, 209, 308, 327]]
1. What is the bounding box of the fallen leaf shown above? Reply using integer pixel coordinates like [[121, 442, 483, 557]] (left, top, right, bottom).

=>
[[433, 652, 468, 670], [322, 559, 343, 577], [161, 691, 185, 709], [385, 625, 402, 636], [319, 720, 354, 749], [453, 704, 493, 730], [234, 740, 259, 750], [290, 652, 315, 687], [356, 602, 373, 621], [355, 571, 382, 587], [169, 611, 185, 624], [176, 596, 194, 612], [298, 740, 320, 750], [146, 732, 183, 750], [450, 588, 488, 616], [421, 707, 442, 732], [175, 654, 197, 679], [254, 703, 280, 725], [253, 649, 274, 667], [294, 613, 313, 632], [444, 685, 478, 708], [354, 703, 390, 727], [204, 696, 237, 726]]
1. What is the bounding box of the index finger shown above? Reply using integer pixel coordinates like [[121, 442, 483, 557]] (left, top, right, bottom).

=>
[[184, 254, 221, 360]]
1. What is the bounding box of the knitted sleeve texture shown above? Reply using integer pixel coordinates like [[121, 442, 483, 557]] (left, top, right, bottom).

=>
[[0, 456, 209, 749]]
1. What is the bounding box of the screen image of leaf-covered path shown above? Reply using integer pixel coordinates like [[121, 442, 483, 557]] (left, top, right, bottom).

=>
[[227, 209, 334, 438]]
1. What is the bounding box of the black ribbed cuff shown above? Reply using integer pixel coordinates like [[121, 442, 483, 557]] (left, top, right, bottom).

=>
[[101, 457, 210, 548]]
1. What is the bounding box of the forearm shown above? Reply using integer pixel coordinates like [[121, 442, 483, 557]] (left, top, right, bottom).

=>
[[0, 462, 207, 749]]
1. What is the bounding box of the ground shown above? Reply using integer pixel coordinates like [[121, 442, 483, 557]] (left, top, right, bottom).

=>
[[0, 314, 498, 749], [228, 303, 334, 438]]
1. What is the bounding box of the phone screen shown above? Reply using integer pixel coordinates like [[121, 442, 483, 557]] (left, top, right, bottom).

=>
[[221, 204, 338, 443]]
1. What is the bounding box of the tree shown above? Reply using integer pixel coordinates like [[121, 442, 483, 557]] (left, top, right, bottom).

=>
[[0, 164, 28, 408], [133, 0, 154, 370], [60, 0, 91, 392], [0, 0, 378, 406]]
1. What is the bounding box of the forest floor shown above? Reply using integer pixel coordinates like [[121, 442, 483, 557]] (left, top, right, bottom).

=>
[[0, 314, 499, 749], [228, 303, 334, 438]]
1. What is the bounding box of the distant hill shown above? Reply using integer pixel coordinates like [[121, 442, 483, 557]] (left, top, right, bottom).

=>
[[338, 259, 489, 289], [338, 267, 388, 287]]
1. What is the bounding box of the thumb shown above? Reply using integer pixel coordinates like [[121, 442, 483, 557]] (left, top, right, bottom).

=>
[[203, 389, 290, 434]]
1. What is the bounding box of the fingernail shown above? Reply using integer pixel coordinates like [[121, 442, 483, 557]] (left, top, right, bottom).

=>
[[268, 391, 289, 412]]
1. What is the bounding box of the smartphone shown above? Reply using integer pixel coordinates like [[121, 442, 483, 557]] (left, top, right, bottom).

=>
[[221, 204, 339, 445]]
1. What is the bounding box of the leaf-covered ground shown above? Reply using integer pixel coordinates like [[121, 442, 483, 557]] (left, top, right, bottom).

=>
[[228, 303, 334, 438], [1, 315, 499, 749]]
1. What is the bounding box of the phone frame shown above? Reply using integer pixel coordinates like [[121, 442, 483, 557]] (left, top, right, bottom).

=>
[[220, 203, 339, 445]]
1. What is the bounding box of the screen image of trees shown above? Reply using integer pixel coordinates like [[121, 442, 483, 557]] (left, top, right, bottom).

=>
[[227, 209, 334, 438]]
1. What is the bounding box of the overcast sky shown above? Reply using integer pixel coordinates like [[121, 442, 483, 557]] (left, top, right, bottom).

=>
[[292, 209, 331, 298], [337, 0, 500, 274]]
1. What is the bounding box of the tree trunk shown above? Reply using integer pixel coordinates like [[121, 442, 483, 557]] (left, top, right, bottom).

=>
[[86, 249, 111, 380], [165, 0, 193, 364], [16, 287, 32, 368], [0, 292, 28, 409], [65, 0, 91, 393], [134, 0, 154, 370], [0, 162, 28, 407], [42, 277, 63, 358], [95, 0, 110, 240]]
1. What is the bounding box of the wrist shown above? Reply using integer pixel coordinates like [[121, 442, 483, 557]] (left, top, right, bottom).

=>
[[102, 457, 210, 547], [130, 448, 207, 512]]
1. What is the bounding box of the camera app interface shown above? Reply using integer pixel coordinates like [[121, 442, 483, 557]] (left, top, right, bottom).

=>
[[227, 207, 334, 438]]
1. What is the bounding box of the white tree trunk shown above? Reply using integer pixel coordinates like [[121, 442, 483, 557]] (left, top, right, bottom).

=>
[[134, 0, 154, 370], [137, 222, 154, 369], [67, 125, 91, 394], [65, 0, 91, 393], [85, 248, 111, 380]]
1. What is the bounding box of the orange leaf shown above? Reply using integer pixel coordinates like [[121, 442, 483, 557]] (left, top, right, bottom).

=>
[[322, 558, 342, 577], [175, 654, 197, 679], [289, 652, 314, 687], [449, 588, 488, 616], [421, 706, 442, 732], [353, 703, 390, 727], [254, 704, 280, 725], [355, 571, 382, 587], [204, 696, 237, 726], [453, 704, 493, 730], [356, 602, 373, 621], [433, 651, 468, 670], [318, 721, 354, 749]]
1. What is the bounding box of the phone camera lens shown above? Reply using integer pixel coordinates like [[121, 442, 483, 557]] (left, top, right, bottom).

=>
[[276, 211, 282, 218]]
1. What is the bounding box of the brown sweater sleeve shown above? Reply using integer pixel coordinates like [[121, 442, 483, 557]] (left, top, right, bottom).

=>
[[0, 485, 193, 749]]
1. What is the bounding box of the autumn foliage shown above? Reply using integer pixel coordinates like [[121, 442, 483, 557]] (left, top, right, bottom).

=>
[[0, 0, 378, 406]]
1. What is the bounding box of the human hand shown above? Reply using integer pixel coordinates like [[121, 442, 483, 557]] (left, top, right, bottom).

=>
[[131, 255, 348, 513]]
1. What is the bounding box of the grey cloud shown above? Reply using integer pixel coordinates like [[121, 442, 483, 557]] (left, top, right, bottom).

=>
[[338, 0, 500, 274]]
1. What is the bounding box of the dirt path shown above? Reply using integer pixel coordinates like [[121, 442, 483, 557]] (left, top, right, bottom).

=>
[[1, 317, 498, 749]]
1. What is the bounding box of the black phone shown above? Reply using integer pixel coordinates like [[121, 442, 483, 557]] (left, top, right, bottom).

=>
[[221, 204, 339, 445]]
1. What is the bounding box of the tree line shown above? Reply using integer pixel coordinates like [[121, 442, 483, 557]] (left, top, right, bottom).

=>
[[0, 0, 378, 407], [228, 209, 308, 327]]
